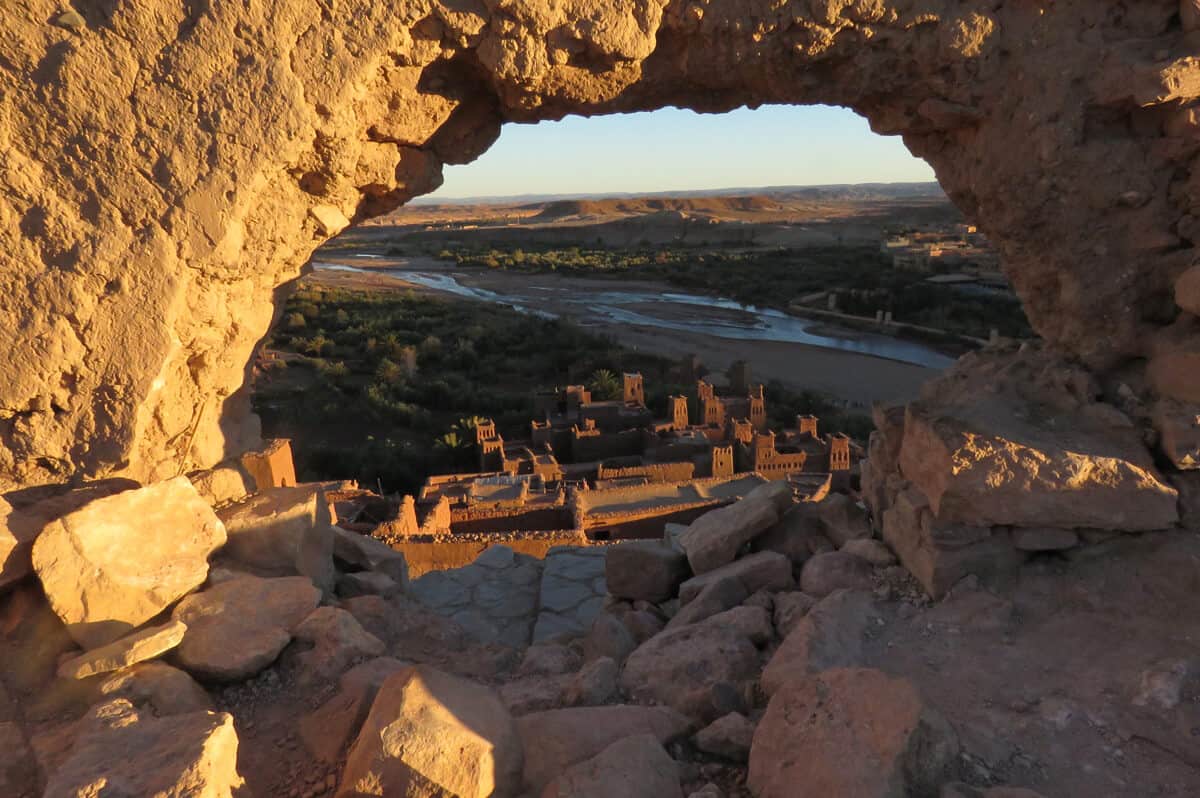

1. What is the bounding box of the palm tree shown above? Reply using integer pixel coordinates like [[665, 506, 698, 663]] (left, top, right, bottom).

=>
[[588, 369, 621, 400]]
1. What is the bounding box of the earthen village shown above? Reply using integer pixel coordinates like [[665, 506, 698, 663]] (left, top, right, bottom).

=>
[[6, 3, 1200, 798]]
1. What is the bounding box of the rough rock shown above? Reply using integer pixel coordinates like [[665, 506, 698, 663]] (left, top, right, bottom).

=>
[[562, 656, 618, 707], [4, 2, 1200, 491], [1133, 658, 1199, 710], [749, 668, 958, 798], [694, 712, 756, 762], [701, 605, 774, 647], [338, 666, 522, 798], [679, 492, 782, 575], [942, 784, 1049, 798], [751, 504, 834, 566], [620, 622, 761, 721], [540, 734, 683, 798], [678, 551, 793, 605], [519, 643, 583, 677], [172, 574, 321, 681], [1011, 527, 1080, 552], [43, 700, 242, 798], [57, 619, 187, 680], [332, 525, 411, 586], [882, 483, 1024, 599], [842, 538, 898, 566], [300, 657, 412, 763], [666, 575, 748, 629], [772, 591, 817, 638], [96, 662, 213, 716], [188, 463, 254, 507], [621, 609, 665, 643], [1153, 399, 1200, 470], [605, 541, 689, 602], [291, 606, 386, 682], [2, 481, 141, 597], [1176, 264, 1200, 317], [816, 494, 872, 547], [501, 674, 574, 717], [517, 705, 692, 794], [0, 722, 36, 797], [582, 612, 637, 665], [800, 551, 875, 597], [217, 486, 337, 593], [0, 498, 35, 592], [688, 786, 725, 798], [899, 352, 1178, 531], [336, 569, 401, 598], [31, 476, 227, 648], [762, 590, 880, 696]]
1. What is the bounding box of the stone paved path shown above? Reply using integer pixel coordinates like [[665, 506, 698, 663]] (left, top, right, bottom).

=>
[[408, 545, 543, 648], [408, 544, 608, 648], [531, 546, 608, 643]]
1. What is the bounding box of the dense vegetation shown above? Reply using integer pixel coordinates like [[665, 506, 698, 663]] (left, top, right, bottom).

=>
[[253, 284, 872, 494], [438, 245, 1031, 340]]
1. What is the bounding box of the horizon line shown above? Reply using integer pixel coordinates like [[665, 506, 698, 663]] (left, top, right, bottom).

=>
[[412, 179, 945, 207]]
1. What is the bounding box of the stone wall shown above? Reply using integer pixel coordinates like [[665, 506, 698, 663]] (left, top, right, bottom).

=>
[[3, 1, 1199, 488]]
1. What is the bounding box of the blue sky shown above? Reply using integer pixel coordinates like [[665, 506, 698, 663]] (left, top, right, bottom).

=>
[[430, 105, 936, 199]]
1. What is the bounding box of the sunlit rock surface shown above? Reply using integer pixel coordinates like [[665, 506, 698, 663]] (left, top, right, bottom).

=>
[[2, 1, 1199, 487]]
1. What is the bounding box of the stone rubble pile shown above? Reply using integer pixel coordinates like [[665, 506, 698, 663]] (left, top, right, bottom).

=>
[[0, 435, 1076, 797], [863, 345, 1183, 598]]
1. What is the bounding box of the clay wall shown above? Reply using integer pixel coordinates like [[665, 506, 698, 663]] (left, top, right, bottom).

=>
[[597, 461, 695, 484], [571, 427, 645, 463]]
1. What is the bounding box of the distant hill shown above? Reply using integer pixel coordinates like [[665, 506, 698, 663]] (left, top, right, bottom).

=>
[[530, 194, 785, 220], [409, 181, 945, 208]]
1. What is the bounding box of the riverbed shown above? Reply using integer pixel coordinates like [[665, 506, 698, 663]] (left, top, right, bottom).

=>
[[309, 255, 951, 406]]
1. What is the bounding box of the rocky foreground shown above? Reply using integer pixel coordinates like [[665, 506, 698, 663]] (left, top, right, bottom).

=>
[[4, 399, 1200, 797]]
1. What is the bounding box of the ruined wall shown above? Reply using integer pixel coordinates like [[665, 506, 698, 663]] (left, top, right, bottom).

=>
[[3, 1, 1199, 488]]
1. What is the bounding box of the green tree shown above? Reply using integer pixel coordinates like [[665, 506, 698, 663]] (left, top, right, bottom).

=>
[[587, 369, 621, 400]]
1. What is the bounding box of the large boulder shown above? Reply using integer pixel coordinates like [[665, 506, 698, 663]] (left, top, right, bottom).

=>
[[619, 622, 760, 721], [751, 504, 833, 567], [517, 705, 693, 794], [902, 384, 1171, 532], [540, 734, 683, 798], [815, 494, 871, 547], [1, 480, 140, 593], [678, 551, 793, 605], [172, 574, 320, 681], [95, 662, 213, 717], [338, 665, 523, 798], [679, 482, 792, 574], [300, 657, 412, 763], [43, 700, 242, 798], [761, 590, 879, 697], [291, 606, 386, 683], [332, 525, 411, 586], [694, 712, 756, 762], [57, 619, 187, 680], [605, 541, 689, 603], [881, 483, 1024, 599], [32, 476, 227, 648], [748, 668, 958, 798], [666, 575, 747, 629], [217, 485, 336, 593], [799, 551, 874, 598]]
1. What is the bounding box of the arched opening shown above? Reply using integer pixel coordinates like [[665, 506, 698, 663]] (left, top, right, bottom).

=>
[[254, 105, 1030, 496]]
